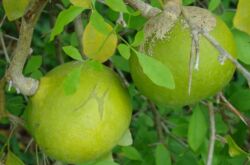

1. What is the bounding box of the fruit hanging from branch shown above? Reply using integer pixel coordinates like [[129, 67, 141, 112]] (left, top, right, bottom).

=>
[[25, 61, 132, 164], [130, 5, 237, 107]]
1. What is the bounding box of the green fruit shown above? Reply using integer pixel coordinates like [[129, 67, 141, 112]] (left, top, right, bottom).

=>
[[130, 10, 236, 107], [26, 61, 132, 164]]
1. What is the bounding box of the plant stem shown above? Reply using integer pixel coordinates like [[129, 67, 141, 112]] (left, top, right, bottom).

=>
[[206, 102, 216, 165], [6, 0, 48, 96]]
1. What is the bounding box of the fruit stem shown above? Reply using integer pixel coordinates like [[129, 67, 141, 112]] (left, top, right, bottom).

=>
[[6, 0, 48, 96]]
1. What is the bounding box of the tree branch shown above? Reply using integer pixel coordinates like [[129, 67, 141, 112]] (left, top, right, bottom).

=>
[[6, 0, 48, 96], [124, 0, 162, 18], [202, 31, 250, 87]]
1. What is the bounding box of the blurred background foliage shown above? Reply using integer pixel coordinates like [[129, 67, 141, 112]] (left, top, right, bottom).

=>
[[1, 0, 250, 165]]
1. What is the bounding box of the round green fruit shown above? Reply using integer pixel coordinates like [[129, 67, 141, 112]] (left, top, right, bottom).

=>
[[26, 61, 132, 164], [130, 7, 236, 107]]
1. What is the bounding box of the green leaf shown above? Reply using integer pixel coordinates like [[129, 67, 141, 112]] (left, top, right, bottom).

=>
[[24, 55, 42, 74], [135, 52, 175, 89], [155, 144, 172, 165], [118, 44, 130, 60], [90, 10, 110, 35], [188, 105, 208, 151], [70, 0, 91, 8], [208, 0, 221, 11], [94, 160, 119, 165], [6, 151, 25, 165], [118, 129, 133, 146], [3, 0, 30, 21], [232, 29, 250, 65], [233, 0, 250, 35], [182, 0, 195, 5], [105, 0, 129, 13], [50, 6, 85, 41], [63, 46, 83, 61], [63, 66, 82, 95], [131, 30, 144, 47], [111, 55, 130, 72], [121, 146, 143, 161], [30, 70, 43, 80], [225, 135, 249, 157]]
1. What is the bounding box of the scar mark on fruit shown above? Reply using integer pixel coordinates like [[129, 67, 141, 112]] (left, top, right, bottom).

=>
[[73, 84, 110, 119]]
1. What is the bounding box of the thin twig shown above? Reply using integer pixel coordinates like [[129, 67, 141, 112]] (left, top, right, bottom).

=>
[[202, 31, 250, 87], [206, 102, 216, 165], [149, 101, 165, 143], [0, 15, 6, 28], [0, 32, 11, 63], [6, 0, 49, 96], [74, 14, 85, 57], [124, 0, 162, 18], [219, 92, 250, 127]]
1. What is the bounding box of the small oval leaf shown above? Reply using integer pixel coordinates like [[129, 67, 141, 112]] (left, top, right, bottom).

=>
[[63, 46, 83, 61], [3, 0, 30, 21], [135, 52, 175, 89], [6, 151, 25, 165], [234, 0, 250, 35]]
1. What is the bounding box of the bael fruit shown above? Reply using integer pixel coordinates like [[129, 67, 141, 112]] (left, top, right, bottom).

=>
[[26, 61, 132, 164], [130, 6, 237, 107]]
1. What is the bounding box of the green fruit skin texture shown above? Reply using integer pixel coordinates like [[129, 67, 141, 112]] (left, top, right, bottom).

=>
[[130, 17, 237, 107], [26, 62, 132, 164]]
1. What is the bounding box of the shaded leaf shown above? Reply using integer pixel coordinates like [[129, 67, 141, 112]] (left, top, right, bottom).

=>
[[3, 0, 30, 21], [135, 52, 175, 89], [155, 144, 172, 165], [121, 146, 143, 161], [63, 46, 83, 61], [229, 88, 250, 111], [6, 151, 25, 165], [234, 0, 250, 35], [188, 105, 208, 151], [118, 44, 130, 60], [63, 66, 82, 95], [50, 6, 85, 41], [118, 129, 133, 146], [105, 0, 129, 13], [24, 55, 42, 74], [182, 0, 195, 5]]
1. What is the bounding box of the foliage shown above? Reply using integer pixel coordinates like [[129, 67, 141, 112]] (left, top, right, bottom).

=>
[[0, 0, 250, 165]]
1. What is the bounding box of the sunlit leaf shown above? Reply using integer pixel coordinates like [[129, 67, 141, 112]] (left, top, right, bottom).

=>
[[234, 0, 250, 35], [3, 0, 30, 21], [118, 44, 131, 60], [232, 29, 250, 65], [121, 146, 143, 161], [225, 135, 248, 157], [50, 6, 85, 41], [135, 52, 175, 89], [63, 66, 82, 95], [70, 0, 91, 8], [105, 0, 129, 13], [63, 46, 83, 61], [208, 0, 221, 11], [83, 16, 117, 62], [118, 129, 133, 146], [131, 30, 145, 47]]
